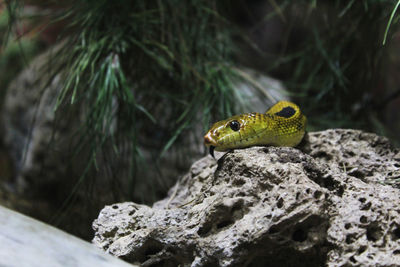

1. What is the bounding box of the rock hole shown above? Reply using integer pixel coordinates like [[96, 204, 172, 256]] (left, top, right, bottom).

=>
[[348, 169, 365, 180], [306, 188, 311, 194], [394, 163, 400, 168], [346, 234, 356, 244], [259, 181, 272, 191], [337, 186, 344, 197], [276, 198, 284, 209], [313, 190, 322, 199], [392, 227, 400, 240], [349, 256, 356, 263], [361, 153, 370, 160], [112, 205, 119, 209], [216, 220, 234, 229], [360, 202, 372, 211], [296, 192, 300, 200], [262, 147, 271, 154], [314, 174, 344, 197], [232, 178, 246, 186], [237, 192, 245, 197], [129, 210, 135, 216], [198, 223, 212, 237], [231, 201, 243, 215], [393, 250, 400, 255], [344, 223, 351, 229], [323, 176, 335, 189], [358, 246, 367, 255], [359, 197, 366, 203], [360, 216, 368, 224], [366, 225, 382, 242], [377, 149, 389, 156], [313, 151, 333, 161], [292, 228, 307, 242]]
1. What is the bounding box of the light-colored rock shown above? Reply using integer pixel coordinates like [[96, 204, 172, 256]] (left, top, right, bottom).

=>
[[301, 129, 400, 185], [0, 205, 136, 267], [93, 129, 400, 267], [1, 49, 68, 192]]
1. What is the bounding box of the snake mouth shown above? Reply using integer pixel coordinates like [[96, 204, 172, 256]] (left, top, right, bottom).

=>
[[209, 146, 216, 158]]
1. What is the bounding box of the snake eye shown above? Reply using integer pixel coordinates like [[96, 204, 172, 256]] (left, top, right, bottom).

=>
[[229, 120, 240, 131]]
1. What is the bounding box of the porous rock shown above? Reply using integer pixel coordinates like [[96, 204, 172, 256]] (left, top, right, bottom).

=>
[[92, 129, 400, 267]]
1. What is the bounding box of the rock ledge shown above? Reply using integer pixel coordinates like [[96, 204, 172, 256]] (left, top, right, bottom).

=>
[[93, 129, 400, 267]]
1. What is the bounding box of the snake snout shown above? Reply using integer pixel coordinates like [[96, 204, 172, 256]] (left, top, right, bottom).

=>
[[204, 132, 217, 146]]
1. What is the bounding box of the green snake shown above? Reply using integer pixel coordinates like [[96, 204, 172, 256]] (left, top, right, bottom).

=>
[[204, 101, 307, 157]]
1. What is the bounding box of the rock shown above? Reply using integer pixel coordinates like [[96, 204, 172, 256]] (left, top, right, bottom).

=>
[[1, 48, 68, 193], [0, 47, 99, 239], [301, 129, 400, 185], [0, 205, 136, 267], [92, 129, 400, 267]]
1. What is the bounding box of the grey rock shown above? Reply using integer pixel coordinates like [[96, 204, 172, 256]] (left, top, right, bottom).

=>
[[93, 129, 400, 267], [0, 47, 119, 238], [301, 129, 400, 185], [1, 47, 85, 196], [2, 49, 65, 192], [0, 205, 136, 267]]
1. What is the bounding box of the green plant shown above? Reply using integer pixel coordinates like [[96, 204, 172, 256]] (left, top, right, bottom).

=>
[[50, 0, 248, 202]]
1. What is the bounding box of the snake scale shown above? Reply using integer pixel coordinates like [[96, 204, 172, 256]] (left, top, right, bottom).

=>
[[204, 101, 307, 157]]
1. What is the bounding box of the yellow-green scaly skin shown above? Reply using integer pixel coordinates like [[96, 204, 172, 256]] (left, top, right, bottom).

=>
[[204, 101, 307, 152]]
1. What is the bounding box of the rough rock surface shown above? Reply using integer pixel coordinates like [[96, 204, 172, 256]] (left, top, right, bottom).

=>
[[93, 129, 400, 267]]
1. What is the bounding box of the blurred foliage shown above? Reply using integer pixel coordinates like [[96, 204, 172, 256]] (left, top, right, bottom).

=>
[[0, 2, 43, 103], [233, 0, 400, 144], [3, 0, 251, 216], [50, 0, 246, 203], [57, 1, 241, 143]]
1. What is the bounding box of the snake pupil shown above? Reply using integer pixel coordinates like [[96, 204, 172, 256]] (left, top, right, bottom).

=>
[[229, 120, 240, 131]]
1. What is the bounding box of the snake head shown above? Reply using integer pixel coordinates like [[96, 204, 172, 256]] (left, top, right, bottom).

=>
[[203, 101, 306, 158], [204, 114, 251, 156]]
